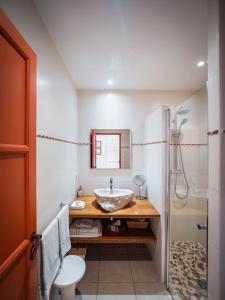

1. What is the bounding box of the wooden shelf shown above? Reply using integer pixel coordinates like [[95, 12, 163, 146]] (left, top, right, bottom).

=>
[[69, 196, 160, 219], [70, 227, 156, 244]]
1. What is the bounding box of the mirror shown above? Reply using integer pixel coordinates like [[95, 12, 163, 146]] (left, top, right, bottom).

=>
[[133, 175, 146, 199], [90, 129, 131, 169]]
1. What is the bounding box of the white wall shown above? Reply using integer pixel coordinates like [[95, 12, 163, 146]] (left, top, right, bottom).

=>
[[144, 108, 165, 213], [144, 107, 168, 282], [77, 89, 192, 195], [0, 0, 79, 232]]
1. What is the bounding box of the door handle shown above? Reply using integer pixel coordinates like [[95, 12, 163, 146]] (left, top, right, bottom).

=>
[[30, 232, 42, 260], [197, 224, 208, 230]]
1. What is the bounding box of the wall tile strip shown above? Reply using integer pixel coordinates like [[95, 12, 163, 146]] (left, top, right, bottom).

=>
[[36, 134, 85, 145], [36, 135, 168, 146], [144, 140, 167, 145], [132, 140, 166, 146], [170, 143, 208, 146], [37, 135, 209, 147]]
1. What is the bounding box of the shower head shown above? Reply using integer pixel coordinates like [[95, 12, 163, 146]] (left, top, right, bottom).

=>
[[180, 118, 187, 125], [177, 107, 189, 115], [172, 106, 189, 123], [178, 118, 188, 131]]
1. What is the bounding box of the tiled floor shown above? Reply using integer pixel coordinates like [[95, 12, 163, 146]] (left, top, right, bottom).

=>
[[73, 244, 171, 300]]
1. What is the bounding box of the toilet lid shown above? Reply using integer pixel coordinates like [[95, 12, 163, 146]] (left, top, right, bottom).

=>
[[54, 255, 86, 288]]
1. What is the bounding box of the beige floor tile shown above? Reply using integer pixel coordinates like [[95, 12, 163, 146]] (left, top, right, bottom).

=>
[[101, 253, 128, 261], [76, 283, 98, 300], [135, 282, 171, 300], [97, 295, 136, 300], [99, 261, 132, 282], [80, 261, 100, 283], [97, 283, 136, 300], [136, 295, 172, 300], [134, 282, 169, 295], [130, 260, 158, 282]]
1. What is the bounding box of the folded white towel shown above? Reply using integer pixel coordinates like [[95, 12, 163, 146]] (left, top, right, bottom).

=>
[[70, 219, 99, 230], [78, 218, 94, 229], [70, 228, 101, 235], [38, 218, 60, 300], [70, 219, 95, 230], [70, 233, 102, 237], [57, 205, 71, 260], [70, 227, 102, 237], [70, 219, 102, 237]]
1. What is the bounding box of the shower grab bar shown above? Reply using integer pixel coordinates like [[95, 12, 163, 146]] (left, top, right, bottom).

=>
[[197, 223, 208, 230]]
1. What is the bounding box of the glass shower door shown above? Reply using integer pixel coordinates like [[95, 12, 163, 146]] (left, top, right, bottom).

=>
[[167, 88, 208, 300]]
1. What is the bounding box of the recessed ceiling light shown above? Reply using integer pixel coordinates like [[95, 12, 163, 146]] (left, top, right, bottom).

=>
[[197, 61, 205, 67], [107, 79, 113, 85]]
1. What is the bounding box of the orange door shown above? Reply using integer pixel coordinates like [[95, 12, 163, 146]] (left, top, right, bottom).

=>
[[0, 10, 37, 300]]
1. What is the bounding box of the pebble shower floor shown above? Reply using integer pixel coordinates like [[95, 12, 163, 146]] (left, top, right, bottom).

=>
[[169, 241, 207, 300]]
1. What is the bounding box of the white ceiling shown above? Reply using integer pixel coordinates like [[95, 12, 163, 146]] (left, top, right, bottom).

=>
[[33, 0, 208, 91]]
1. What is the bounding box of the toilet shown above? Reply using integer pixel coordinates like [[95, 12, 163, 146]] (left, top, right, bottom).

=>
[[53, 255, 86, 300]]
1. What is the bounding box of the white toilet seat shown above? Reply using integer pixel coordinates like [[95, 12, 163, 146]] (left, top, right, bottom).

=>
[[54, 255, 86, 288]]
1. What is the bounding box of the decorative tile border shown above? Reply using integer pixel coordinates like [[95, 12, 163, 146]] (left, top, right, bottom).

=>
[[134, 141, 207, 146], [132, 140, 166, 146], [36, 135, 208, 147], [144, 140, 167, 145], [36, 134, 87, 145], [37, 135, 167, 146], [132, 143, 144, 146], [170, 143, 208, 146], [208, 129, 225, 136], [77, 142, 90, 145]]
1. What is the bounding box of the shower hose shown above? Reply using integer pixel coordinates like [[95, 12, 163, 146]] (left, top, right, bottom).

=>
[[174, 134, 189, 200]]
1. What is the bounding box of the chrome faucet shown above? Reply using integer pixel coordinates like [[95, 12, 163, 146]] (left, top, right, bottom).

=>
[[110, 177, 113, 194]]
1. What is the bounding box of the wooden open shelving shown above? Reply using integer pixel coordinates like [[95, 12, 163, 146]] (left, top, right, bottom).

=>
[[70, 226, 156, 244], [69, 196, 160, 244]]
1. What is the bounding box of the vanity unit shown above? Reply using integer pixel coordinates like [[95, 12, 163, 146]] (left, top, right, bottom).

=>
[[69, 196, 160, 244]]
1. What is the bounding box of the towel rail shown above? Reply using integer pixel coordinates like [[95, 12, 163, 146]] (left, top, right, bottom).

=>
[[60, 202, 72, 209], [30, 232, 42, 260], [60, 202, 66, 209]]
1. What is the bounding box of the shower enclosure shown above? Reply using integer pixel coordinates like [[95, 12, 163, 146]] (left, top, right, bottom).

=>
[[167, 88, 208, 300]]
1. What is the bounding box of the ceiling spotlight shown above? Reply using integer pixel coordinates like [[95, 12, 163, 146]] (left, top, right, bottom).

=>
[[197, 61, 205, 67], [107, 79, 113, 85]]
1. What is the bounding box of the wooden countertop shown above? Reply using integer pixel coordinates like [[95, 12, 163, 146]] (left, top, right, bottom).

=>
[[69, 195, 160, 218]]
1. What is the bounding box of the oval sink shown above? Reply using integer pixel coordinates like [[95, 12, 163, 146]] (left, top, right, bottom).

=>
[[94, 188, 134, 212]]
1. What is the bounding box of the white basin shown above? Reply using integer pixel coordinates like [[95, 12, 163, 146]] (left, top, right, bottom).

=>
[[94, 188, 134, 212]]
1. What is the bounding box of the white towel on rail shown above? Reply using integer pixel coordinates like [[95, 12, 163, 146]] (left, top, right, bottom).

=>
[[38, 218, 60, 300], [57, 205, 71, 259]]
